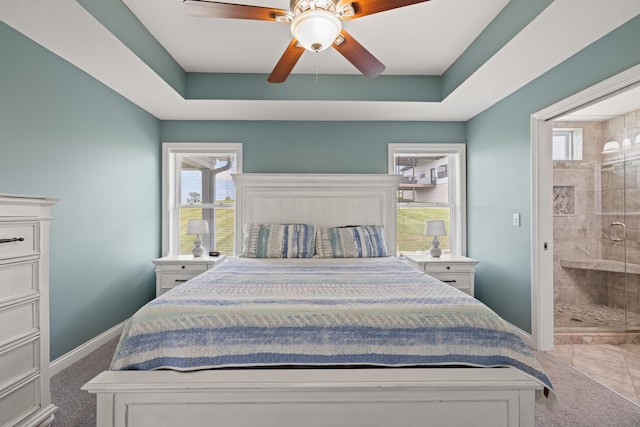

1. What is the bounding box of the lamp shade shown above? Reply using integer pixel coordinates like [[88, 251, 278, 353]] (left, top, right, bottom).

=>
[[425, 220, 446, 236], [187, 219, 209, 235], [291, 9, 341, 52]]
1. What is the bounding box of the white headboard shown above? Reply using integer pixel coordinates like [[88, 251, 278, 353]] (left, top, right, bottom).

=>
[[232, 174, 401, 256]]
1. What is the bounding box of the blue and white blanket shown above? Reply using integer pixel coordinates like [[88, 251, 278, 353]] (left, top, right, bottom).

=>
[[111, 257, 554, 403]]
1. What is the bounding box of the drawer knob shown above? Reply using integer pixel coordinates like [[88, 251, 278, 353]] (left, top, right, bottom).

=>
[[0, 237, 24, 244], [181, 265, 186, 269], [446, 266, 451, 270], [442, 280, 457, 283]]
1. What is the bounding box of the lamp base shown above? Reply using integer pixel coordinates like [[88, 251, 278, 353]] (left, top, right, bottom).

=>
[[192, 246, 204, 257], [429, 247, 442, 257], [192, 235, 204, 257], [429, 235, 442, 257]]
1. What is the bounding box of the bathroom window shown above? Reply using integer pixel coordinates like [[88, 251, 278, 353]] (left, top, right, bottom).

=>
[[552, 128, 582, 160]]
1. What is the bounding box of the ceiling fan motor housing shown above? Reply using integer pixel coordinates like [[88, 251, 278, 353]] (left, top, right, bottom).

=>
[[291, 0, 339, 15]]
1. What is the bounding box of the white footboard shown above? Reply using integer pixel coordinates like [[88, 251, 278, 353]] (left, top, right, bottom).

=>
[[83, 367, 541, 427]]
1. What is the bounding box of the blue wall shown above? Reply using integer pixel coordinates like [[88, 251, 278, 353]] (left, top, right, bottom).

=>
[[2, 10, 640, 360], [0, 22, 161, 359], [467, 15, 640, 330], [161, 121, 465, 173]]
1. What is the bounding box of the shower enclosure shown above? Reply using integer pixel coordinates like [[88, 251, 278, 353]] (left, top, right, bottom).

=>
[[553, 110, 640, 333]]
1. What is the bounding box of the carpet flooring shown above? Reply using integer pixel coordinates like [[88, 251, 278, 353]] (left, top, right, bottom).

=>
[[51, 339, 640, 426]]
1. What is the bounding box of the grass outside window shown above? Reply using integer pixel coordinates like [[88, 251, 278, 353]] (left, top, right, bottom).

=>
[[397, 207, 450, 254]]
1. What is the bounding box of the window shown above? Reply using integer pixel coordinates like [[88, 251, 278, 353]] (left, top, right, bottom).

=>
[[388, 144, 466, 256], [163, 143, 242, 256], [552, 128, 582, 160]]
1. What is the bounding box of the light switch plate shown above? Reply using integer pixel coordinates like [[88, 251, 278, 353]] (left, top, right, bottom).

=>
[[513, 213, 521, 227]]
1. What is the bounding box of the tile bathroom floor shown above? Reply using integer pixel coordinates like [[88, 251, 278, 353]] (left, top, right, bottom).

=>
[[549, 342, 640, 405]]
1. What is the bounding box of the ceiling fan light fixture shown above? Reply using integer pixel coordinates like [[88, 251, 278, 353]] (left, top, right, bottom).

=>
[[291, 9, 341, 52]]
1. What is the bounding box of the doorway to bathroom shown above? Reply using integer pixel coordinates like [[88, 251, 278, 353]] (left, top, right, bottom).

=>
[[552, 107, 640, 333]]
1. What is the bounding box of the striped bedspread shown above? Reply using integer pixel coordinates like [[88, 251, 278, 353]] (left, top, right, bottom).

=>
[[111, 256, 554, 402]]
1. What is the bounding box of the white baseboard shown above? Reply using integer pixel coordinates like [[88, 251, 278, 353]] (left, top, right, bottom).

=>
[[50, 320, 127, 377]]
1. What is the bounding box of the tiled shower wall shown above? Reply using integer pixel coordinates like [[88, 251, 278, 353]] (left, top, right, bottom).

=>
[[553, 121, 604, 308], [553, 109, 640, 327]]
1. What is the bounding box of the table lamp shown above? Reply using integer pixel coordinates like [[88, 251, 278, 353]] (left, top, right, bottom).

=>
[[187, 219, 209, 257], [425, 220, 446, 257]]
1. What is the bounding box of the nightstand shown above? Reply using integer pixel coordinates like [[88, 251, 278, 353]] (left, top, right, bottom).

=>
[[404, 254, 479, 296], [152, 255, 226, 296]]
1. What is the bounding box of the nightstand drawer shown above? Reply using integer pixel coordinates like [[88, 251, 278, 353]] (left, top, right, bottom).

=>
[[154, 255, 227, 297], [157, 264, 208, 273], [404, 254, 478, 297], [0, 222, 39, 261], [423, 263, 474, 274], [159, 272, 202, 292], [430, 273, 471, 294]]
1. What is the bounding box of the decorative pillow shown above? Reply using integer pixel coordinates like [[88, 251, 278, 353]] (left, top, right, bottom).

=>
[[242, 224, 316, 258], [315, 225, 389, 258]]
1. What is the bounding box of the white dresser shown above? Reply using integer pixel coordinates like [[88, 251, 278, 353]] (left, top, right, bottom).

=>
[[0, 194, 58, 427], [404, 254, 479, 296], [153, 255, 226, 296]]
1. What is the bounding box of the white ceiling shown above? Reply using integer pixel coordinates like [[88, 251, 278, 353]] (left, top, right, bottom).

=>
[[558, 84, 640, 122], [123, 0, 508, 76], [2, 0, 640, 121]]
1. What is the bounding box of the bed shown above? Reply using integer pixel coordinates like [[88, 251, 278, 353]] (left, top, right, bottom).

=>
[[83, 174, 555, 427]]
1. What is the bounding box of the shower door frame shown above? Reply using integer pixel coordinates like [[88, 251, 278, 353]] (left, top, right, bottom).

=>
[[601, 145, 633, 331]]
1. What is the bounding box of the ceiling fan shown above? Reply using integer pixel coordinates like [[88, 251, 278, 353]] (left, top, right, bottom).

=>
[[184, 0, 431, 83]]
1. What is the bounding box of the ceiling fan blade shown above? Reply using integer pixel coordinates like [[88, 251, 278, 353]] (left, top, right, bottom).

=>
[[268, 39, 305, 83], [337, 0, 430, 20], [184, 0, 288, 21], [332, 30, 385, 78]]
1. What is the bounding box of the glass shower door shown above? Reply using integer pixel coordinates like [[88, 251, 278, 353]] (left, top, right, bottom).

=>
[[601, 115, 639, 331]]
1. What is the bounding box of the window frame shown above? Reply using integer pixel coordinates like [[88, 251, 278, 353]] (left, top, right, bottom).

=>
[[388, 143, 467, 256], [552, 128, 583, 160], [162, 142, 243, 256]]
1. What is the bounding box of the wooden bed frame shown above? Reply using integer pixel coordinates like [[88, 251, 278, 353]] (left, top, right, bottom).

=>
[[83, 174, 543, 427]]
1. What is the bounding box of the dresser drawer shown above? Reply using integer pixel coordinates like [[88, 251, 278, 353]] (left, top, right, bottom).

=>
[[0, 376, 41, 426], [0, 300, 37, 346], [0, 338, 38, 388], [430, 272, 471, 294], [0, 222, 39, 261], [0, 260, 38, 302]]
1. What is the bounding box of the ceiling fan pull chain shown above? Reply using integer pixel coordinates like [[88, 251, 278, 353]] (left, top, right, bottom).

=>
[[314, 51, 319, 83]]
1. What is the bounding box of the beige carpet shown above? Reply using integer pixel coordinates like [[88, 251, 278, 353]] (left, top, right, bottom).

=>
[[535, 351, 640, 426], [51, 339, 640, 426]]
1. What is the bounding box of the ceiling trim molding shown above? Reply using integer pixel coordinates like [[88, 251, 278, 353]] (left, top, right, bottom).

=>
[[2, 0, 639, 121]]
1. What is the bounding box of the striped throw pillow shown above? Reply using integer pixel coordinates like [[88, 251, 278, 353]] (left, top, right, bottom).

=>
[[316, 225, 389, 258], [242, 224, 316, 258]]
